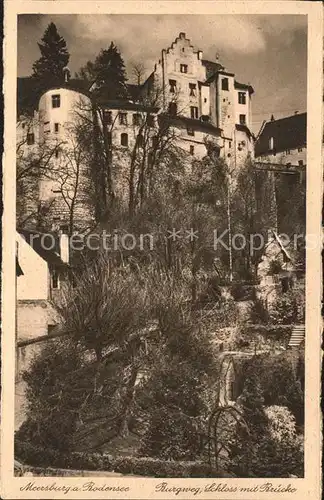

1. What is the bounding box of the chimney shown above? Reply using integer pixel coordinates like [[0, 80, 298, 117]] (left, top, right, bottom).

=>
[[294, 110, 299, 115], [179, 32, 186, 39], [215, 53, 220, 61], [59, 232, 69, 264], [63, 66, 71, 83], [270, 114, 275, 121], [198, 50, 203, 60]]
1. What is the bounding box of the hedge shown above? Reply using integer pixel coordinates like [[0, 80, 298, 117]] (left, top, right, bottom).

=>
[[241, 324, 292, 343], [15, 440, 233, 478]]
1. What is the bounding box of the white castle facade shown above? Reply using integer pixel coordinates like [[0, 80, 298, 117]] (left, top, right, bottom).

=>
[[17, 32, 255, 232]]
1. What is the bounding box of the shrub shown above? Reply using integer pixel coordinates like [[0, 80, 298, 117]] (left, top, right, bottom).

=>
[[249, 298, 269, 324], [241, 324, 292, 345], [140, 406, 201, 461], [15, 440, 232, 477], [19, 337, 85, 451], [230, 283, 255, 301], [268, 259, 282, 275], [269, 291, 305, 325]]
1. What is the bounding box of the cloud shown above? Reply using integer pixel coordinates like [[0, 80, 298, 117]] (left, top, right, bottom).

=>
[[75, 14, 267, 58]]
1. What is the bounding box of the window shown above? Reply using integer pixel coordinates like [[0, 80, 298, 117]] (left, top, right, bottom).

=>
[[147, 115, 155, 127], [55, 149, 60, 159], [269, 137, 274, 150], [121, 133, 128, 147], [22, 123, 25, 129], [190, 145, 195, 156], [180, 64, 188, 73], [239, 114, 246, 125], [187, 127, 195, 136], [54, 123, 60, 133], [119, 112, 127, 125], [298, 159, 304, 166], [152, 136, 159, 148], [104, 110, 113, 124], [168, 102, 177, 116], [137, 134, 144, 147], [26, 133, 35, 145], [51, 94, 61, 108], [189, 83, 196, 97], [285, 149, 291, 155], [133, 113, 142, 126], [298, 147, 303, 152], [190, 106, 198, 119], [204, 97, 207, 103], [238, 92, 246, 105], [221, 78, 229, 91], [229, 141, 232, 149], [169, 79, 176, 94], [52, 269, 59, 289]]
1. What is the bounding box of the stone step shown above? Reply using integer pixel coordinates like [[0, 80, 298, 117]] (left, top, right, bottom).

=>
[[288, 325, 305, 348]]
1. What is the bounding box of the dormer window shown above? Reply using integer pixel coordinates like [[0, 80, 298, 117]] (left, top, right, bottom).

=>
[[269, 137, 274, 150], [180, 64, 188, 74], [189, 83, 196, 97], [169, 79, 176, 94]]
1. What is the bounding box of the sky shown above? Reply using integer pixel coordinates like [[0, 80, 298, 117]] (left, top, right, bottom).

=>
[[17, 14, 307, 134]]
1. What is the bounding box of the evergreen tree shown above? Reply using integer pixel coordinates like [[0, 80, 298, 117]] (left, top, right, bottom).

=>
[[78, 42, 128, 99], [32, 22, 70, 88]]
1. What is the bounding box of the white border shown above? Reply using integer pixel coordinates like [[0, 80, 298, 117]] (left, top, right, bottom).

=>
[[1, 1, 323, 499]]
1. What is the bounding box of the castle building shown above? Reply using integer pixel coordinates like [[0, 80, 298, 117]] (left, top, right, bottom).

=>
[[17, 32, 255, 232], [255, 112, 306, 170]]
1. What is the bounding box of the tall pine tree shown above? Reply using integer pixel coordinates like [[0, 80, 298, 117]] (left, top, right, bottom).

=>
[[32, 22, 70, 89], [77, 42, 128, 99]]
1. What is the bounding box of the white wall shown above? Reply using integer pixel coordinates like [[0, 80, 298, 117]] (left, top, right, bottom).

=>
[[258, 148, 306, 167], [234, 90, 251, 129], [38, 88, 91, 142], [16, 232, 49, 301]]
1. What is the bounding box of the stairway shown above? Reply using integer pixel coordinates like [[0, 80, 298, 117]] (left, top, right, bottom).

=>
[[288, 324, 305, 348]]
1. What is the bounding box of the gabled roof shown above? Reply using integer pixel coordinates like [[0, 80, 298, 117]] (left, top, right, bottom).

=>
[[17, 229, 67, 268], [255, 112, 307, 157]]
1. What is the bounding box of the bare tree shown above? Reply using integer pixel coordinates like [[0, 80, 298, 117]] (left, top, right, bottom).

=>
[[131, 62, 146, 85]]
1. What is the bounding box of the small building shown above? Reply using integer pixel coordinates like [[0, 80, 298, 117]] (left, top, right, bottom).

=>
[[256, 230, 300, 308], [255, 112, 306, 173], [16, 229, 69, 375]]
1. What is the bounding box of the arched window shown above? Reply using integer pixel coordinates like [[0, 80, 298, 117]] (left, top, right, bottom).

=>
[[121, 133, 128, 147]]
